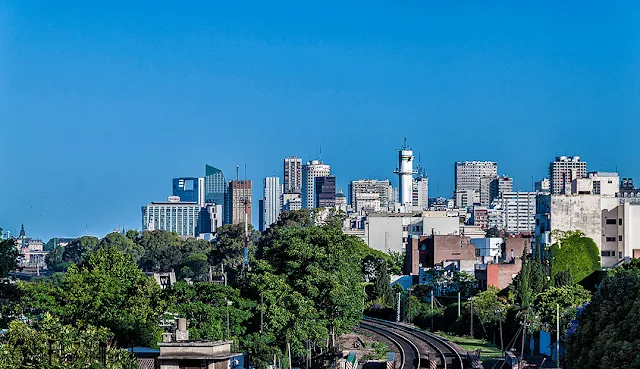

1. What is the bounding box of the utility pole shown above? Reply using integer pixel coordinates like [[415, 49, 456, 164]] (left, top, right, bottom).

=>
[[396, 292, 401, 322], [431, 289, 434, 331], [458, 291, 461, 318], [556, 304, 560, 367], [470, 298, 474, 338], [498, 309, 504, 351], [520, 318, 527, 365]]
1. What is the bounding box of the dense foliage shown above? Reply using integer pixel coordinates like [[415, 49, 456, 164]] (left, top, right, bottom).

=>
[[550, 230, 600, 284], [0, 238, 20, 278], [565, 261, 640, 369]]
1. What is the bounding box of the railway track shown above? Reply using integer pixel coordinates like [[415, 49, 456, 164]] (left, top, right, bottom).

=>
[[359, 321, 421, 369], [361, 317, 464, 369]]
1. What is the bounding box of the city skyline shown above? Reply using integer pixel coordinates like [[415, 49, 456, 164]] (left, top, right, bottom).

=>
[[3, 2, 639, 239]]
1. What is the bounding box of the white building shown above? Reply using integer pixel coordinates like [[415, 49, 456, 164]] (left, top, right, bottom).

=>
[[549, 156, 587, 195], [302, 160, 330, 209], [283, 156, 303, 194], [490, 176, 513, 204], [412, 176, 429, 211], [471, 237, 503, 263], [572, 172, 619, 196], [349, 179, 392, 212], [454, 161, 498, 207], [535, 178, 550, 193], [282, 192, 302, 211], [142, 196, 201, 237], [263, 176, 282, 230], [335, 189, 348, 212]]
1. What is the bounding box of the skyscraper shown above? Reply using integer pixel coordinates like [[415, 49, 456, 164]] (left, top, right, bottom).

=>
[[283, 156, 303, 194], [258, 199, 265, 232], [489, 176, 513, 204], [204, 165, 227, 215], [263, 176, 282, 230], [454, 161, 498, 207], [142, 196, 201, 237], [412, 176, 429, 210], [302, 160, 331, 208], [172, 177, 203, 204], [227, 180, 252, 225], [349, 179, 393, 212], [549, 156, 587, 195], [315, 176, 336, 208]]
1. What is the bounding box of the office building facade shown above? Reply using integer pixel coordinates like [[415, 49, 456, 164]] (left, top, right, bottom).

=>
[[263, 176, 282, 230], [227, 180, 252, 225], [283, 156, 303, 194], [302, 160, 331, 208], [142, 197, 201, 237], [349, 179, 392, 212], [489, 176, 513, 204], [204, 165, 227, 217], [549, 156, 587, 195], [315, 176, 336, 208], [454, 161, 498, 207], [172, 177, 205, 205]]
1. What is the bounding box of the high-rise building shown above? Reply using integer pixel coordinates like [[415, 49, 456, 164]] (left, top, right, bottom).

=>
[[263, 176, 282, 231], [204, 165, 227, 215], [228, 180, 252, 225], [549, 156, 587, 195], [142, 196, 201, 237], [489, 176, 513, 204], [412, 176, 429, 210], [349, 179, 392, 212], [258, 199, 265, 232], [534, 178, 550, 193], [394, 141, 417, 207], [335, 189, 347, 212], [315, 176, 336, 208], [196, 203, 223, 237], [454, 161, 498, 207], [283, 156, 303, 194], [172, 177, 204, 205], [494, 192, 536, 234], [302, 160, 330, 208]]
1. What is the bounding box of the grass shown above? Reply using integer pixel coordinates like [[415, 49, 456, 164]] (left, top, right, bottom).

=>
[[436, 332, 504, 360]]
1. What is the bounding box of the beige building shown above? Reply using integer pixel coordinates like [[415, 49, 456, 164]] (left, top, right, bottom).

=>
[[228, 180, 252, 225], [549, 156, 587, 195]]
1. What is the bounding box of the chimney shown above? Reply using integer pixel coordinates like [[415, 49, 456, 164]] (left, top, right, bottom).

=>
[[175, 318, 189, 342]]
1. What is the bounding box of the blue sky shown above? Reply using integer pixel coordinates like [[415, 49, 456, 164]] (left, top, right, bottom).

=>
[[2, 1, 639, 240]]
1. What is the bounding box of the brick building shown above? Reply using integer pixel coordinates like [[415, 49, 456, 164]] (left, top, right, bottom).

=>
[[405, 234, 477, 275]]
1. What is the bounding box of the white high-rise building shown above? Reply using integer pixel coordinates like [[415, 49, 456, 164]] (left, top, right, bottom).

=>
[[394, 141, 417, 208], [142, 196, 201, 237], [263, 177, 282, 230], [283, 156, 303, 194], [549, 156, 587, 195], [412, 176, 429, 210], [302, 160, 330, 208], [454, 161, 498, 208]]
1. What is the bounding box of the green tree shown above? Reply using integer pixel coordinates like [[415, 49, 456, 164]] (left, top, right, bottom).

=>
[[100, 232, 144, 263], [0, 313, 138, 369], [467, 287, 508, 326], [533, 285, 591, 335], [178, 253, 209, 281], [565, 262, 640, 369], [209, 224, 259, 285], [61, 236, 99, 264], [137, 230, 182, 272], [387, 251, 405, 273], [166, 282, 253, 341], [553, 269, 573, 287], [20, 247, 165, 347], [125, 230, 139, 241], [44, 244, 71, 272], [0, 238, 20, 278], [550, 230, 600, 284], [512, 256, 548, 310]]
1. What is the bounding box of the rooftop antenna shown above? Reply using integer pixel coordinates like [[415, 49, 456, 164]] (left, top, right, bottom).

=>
[[244, 164, 247, 181], [403, 138, 408, 150], [319, 145, 322, 161], [236, 165, 239, 181]]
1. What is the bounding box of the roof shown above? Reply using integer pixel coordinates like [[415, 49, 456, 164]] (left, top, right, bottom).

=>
[[205, 164, 223, 176]]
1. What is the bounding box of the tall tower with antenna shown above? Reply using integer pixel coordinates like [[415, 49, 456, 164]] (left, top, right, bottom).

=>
[[394, 139, 417, 208]]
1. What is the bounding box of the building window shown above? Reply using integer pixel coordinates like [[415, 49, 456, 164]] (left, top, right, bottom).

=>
[[606, 237, 616, 242], [601, 251, 615, 257], [605, 219, 616, 225], [619, 219, 623, 226], [619, 235, 623, 242]]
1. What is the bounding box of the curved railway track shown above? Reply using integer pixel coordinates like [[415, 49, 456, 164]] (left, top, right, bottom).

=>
[[359, 321, 421, 369], [362, 317, 464, 369]]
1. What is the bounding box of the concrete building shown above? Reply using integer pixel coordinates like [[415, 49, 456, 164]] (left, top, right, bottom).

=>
[[366, 211, 460, 253], [471, 237, 502, 263], [499, 192, 536, 234], [142, 197, 201, 237], [405, 235, 476, 273], [490, 176, 513, 204], [454, 161, 498, 207], [14, 224, 46, 270], [302, 160, 330, 208], [620, 178, 640, 198], [335, 189, 347, 212], [535, 178, 551, 193], [394, 141, 417, 208], [412, 176, 429, 210], [204, 165, 227, 221], [315, 175, 336, 208], [572, 172, 619, 196], [262, 176, 282, 231], [283, 156, 303, 194], [549, 156, 587, 195], [474, 238, 530, 291], [227, 180, 252, 226], [258, 199, 264, 232], [282, 192, 302, 211], [349, 179, 392, 212], [470, 206, 489, 230]]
